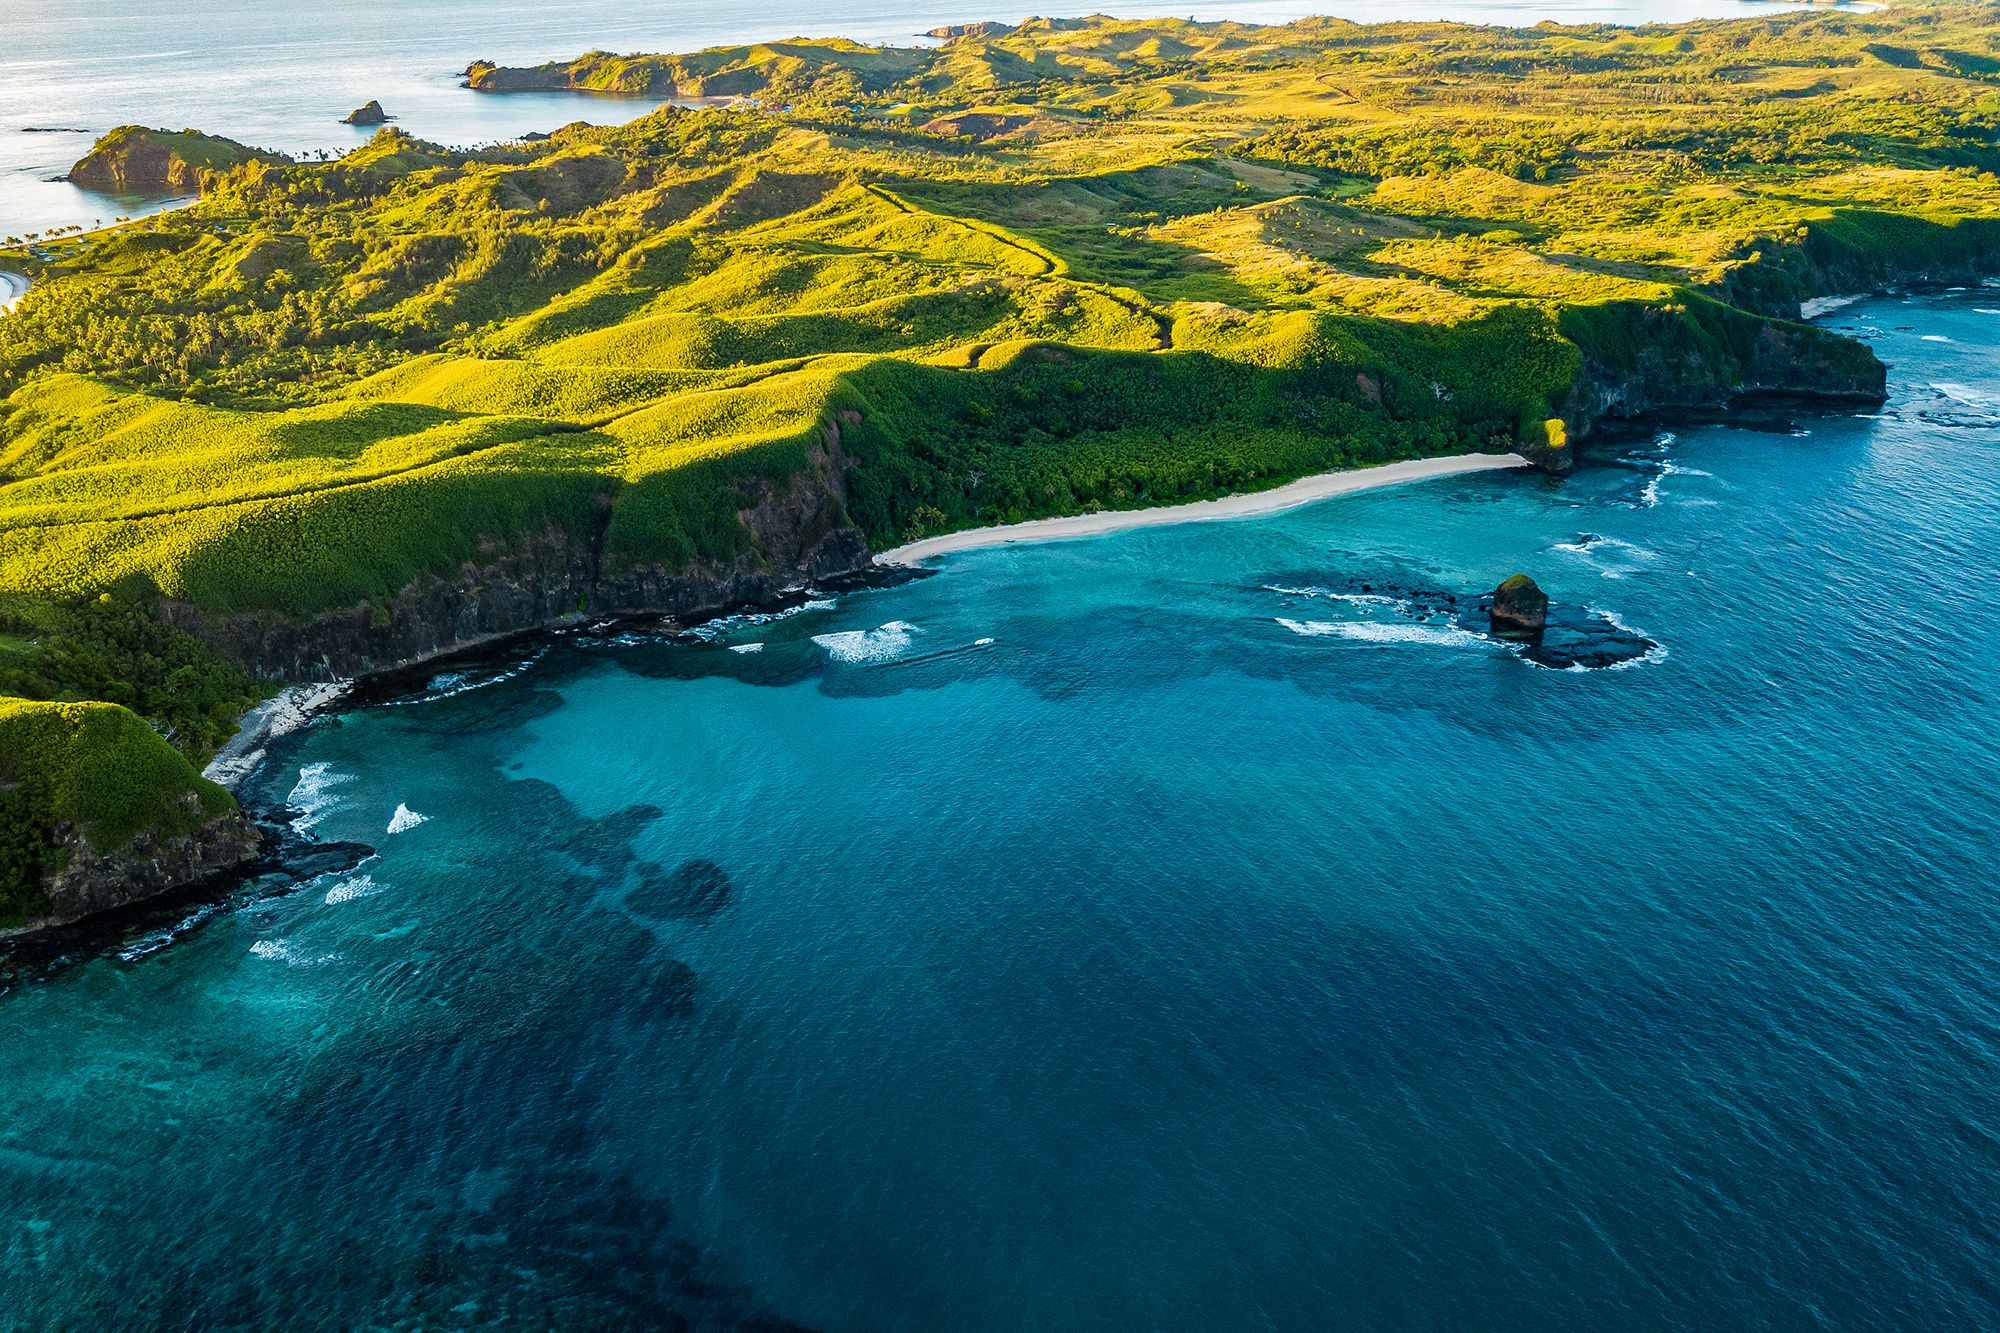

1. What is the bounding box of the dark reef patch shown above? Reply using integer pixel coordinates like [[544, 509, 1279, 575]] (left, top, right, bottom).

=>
[[631, 857, 734, 921]]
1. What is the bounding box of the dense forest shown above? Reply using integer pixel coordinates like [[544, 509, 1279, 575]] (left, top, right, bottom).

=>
[[3, 1, 1999, 921]]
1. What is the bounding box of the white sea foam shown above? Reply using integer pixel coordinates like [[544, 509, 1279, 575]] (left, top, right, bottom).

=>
[[385, 804, 429, 834], [1262, 584, 1401, 608], [1922, 334, 1954, 343], [323, 874, 380, 905], [1589, 607, 1671, 671], [118, 901, 229, 962], [688, 598, 835, 643], [1327, 621, 1482, 647], [1799, 295, 1864, 319], [1277, 617, 1479, 647], [1630, 459, 1706, 507], [1557, 536, 1660, 573], [1930, 382, 1995, 407], [287, 762, 355, 832], [974, 637, 996, 647], [1976, 309, 2000, 316], [388, 649, 546, 705], [577, 630, 662, 650], [728, 642, 766, 654], [1599, 641, 1671, 671], [249, 938, 334, 967], [813, 620, 919, 664]]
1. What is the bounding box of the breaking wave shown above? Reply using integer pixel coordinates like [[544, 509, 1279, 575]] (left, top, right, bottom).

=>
[[323, 874, 381, 906], [248, 939, 335, 967], [385, 804, 429, 835], [287, 762, 355, 833], [813, 621, 920, 664], [688, 599, 836, 644], [1277, 616, 1481, 648]]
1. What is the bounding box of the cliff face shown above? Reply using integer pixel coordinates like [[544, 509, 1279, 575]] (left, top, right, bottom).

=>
[[169, 429, 869, 682], [463, 61, 578, 94], [1718, 216, 2000, 321], [1561, 302, 1887, 446], [18, 799, 263, 936], [68, 127, 290, 194]]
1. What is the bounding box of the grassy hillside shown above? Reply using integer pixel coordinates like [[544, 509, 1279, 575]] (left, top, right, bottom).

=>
[[1, 1, 1997, 902]]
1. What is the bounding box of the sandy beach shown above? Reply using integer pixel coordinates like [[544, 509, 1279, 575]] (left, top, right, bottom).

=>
[[0, 272, 28, 313], [876, 452, 1531, 564]]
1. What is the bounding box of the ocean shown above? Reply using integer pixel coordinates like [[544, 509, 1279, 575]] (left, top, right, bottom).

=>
[[2, 292, 1995, 1328], [2, 0, 1816, 235]]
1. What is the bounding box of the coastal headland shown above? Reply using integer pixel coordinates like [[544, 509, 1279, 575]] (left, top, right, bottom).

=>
[[2, 2, 1997, 931]]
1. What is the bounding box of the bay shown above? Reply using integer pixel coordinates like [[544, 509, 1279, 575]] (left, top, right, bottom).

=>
[[2, 293, 1995, 1329]]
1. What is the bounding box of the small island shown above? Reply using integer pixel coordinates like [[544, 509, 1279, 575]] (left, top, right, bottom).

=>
[[342, 100, 391, 126]]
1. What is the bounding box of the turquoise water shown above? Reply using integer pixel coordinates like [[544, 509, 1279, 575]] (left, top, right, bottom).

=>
[[2, 0, 1819, 235], [3, 292, 1999, 1329]]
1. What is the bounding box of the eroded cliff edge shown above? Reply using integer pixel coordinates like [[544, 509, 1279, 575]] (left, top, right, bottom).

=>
[[164, 428, 867, 682]]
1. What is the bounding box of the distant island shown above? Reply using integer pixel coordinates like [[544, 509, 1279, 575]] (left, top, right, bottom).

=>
[[2, 3, 1997, 931]]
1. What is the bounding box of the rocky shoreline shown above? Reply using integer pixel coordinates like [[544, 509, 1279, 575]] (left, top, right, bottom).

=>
[[0, 565, 930, 968], [0, 284, 1932, 947]]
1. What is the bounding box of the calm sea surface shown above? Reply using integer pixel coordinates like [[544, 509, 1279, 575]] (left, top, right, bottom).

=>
[[1, 294, 1995, 1329], [3, 0, 1815, 235]]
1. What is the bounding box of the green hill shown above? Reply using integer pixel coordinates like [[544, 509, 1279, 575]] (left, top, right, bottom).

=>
[[2, 2, 1997, 924]]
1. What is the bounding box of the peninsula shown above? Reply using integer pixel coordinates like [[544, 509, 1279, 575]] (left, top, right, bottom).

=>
[[3, 2, 1998, 929]]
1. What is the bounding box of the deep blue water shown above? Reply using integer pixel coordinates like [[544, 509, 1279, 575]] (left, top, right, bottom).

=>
[[3, 292, 1999, 1330]]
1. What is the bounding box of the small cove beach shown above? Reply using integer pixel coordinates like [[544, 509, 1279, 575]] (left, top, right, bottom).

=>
[[877, 451, 1531, 563]]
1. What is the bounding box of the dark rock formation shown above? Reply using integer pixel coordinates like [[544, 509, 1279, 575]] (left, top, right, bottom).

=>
[[26, 799, 265, 933], [266, 833, 376, 883], [1489, 574, 1549, 641], [342, 101, 390, 127], [1517, 417, 1573, 476]]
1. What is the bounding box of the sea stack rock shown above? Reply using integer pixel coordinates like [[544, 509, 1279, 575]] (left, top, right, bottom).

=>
[[342, 101, 390, 127], [1490, 574, 1549, 641]]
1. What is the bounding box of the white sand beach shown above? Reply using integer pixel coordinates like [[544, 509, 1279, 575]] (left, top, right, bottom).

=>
[[0, 272, 28, 313], [876, 452, 1531, 565]]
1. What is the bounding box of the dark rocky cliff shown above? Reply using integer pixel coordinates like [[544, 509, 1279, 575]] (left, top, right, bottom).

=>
[[1559, 300, 1887, 450], [168, 427, 870, 682], [12, 797, 264, 937]]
